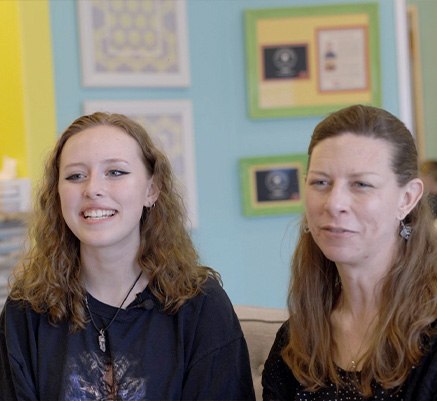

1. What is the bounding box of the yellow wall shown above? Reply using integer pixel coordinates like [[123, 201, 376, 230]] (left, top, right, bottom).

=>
[[0, 0, 56, 184], [0, 1, 26, 177]]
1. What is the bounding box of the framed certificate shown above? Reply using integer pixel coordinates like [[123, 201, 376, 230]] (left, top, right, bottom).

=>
[[245, 3, 381, 118]]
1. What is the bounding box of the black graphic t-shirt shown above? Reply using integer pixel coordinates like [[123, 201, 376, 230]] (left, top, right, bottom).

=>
[[0, 278, 255, 401]]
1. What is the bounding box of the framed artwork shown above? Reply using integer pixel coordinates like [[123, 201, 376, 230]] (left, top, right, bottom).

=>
[[240, 154, 307, 217], [245, 3, 381, 118], [83, 100, 198, 227], [77, 0, 190, 87]]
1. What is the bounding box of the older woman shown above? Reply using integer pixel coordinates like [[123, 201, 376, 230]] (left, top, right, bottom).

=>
[[263, 105, 437, 401]]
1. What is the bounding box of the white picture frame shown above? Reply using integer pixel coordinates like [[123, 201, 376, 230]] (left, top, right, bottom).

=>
[[77, 0, 190, 87], [83, 100, 198, 228]]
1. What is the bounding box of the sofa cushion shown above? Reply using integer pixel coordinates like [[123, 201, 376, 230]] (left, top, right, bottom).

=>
[[234, 305, 288, 401]]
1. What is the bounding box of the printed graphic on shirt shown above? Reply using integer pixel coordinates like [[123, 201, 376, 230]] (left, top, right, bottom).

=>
[[65, 351, 147, 401]]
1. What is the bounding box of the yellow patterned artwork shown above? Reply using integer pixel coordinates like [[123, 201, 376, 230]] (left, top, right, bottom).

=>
[[78, 0, 190, 86]]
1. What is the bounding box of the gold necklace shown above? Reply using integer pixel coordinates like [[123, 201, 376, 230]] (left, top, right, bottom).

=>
[[350, 358, 359, 371], [347, 316, 376, 371], [85, 271, 142, 352]]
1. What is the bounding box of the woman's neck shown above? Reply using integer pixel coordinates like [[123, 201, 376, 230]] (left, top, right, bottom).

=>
[[334, 261, 386, 317], [331, 264, 382, 371], [80, 246, 148, 307]]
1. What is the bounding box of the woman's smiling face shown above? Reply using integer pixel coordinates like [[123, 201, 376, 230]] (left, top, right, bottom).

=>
[[58, 125, 158, 252]]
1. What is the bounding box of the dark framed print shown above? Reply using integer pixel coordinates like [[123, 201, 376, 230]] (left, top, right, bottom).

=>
[[262, 44, 309, 80], [240, 154, 307, 217]]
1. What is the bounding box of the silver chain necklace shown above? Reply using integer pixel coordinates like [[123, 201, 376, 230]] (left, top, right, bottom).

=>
[[85, 271, 143, 352]]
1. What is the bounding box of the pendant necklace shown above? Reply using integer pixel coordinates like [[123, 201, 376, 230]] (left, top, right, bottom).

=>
[[85, 271, 143, 352], [347, 316, 376, 371]]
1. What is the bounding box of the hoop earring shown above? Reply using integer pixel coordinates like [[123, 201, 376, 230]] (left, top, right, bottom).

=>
[[303, 224, 310, 234], [399, 219, 412, 240]]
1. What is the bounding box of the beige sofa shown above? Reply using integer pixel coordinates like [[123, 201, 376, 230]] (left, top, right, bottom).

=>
[[234, 305, 289, 401]]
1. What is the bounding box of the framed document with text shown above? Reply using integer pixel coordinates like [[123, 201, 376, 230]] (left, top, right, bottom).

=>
[[245, 3, 381, 118]]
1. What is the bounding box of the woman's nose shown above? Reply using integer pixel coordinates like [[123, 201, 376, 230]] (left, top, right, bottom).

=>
[[82, 175, 104, 198], [324, 183, 348, 215]]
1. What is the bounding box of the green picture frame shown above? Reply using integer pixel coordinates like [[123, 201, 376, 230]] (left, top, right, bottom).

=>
[[240, 154, 307, 217], [245, 3, 381, 119]]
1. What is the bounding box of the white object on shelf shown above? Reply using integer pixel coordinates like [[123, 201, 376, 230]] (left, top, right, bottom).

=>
[[0, 179, 31, 213], [0, 156, 17, 180]]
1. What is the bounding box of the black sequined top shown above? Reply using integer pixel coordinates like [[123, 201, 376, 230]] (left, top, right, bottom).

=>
[[262, 321, 437, 401], [294, 367, 404, 400]]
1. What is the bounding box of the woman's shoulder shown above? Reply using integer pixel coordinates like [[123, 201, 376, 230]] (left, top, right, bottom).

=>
[[0, 297, 43, 334], [272, 320, 290, 348], [178, 275, 241, 333], [2, 297, 32, 316], [187, 275, 233, 315], [262, 320, 301, 400], [199, 274, 226, 296], [144, 274, 228, 317], [403, 322, 437, 401]]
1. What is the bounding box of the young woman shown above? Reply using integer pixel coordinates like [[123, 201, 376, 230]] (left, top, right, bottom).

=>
[[0, 112, 255, 401], [263, 105, 437, 400]]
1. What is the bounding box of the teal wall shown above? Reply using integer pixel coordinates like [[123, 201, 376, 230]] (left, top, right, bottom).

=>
[[50, 0, 400, 308]]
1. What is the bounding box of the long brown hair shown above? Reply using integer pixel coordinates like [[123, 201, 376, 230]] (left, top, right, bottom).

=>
[[10, 112, 220, 330], [283, 105, 437, 395]]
